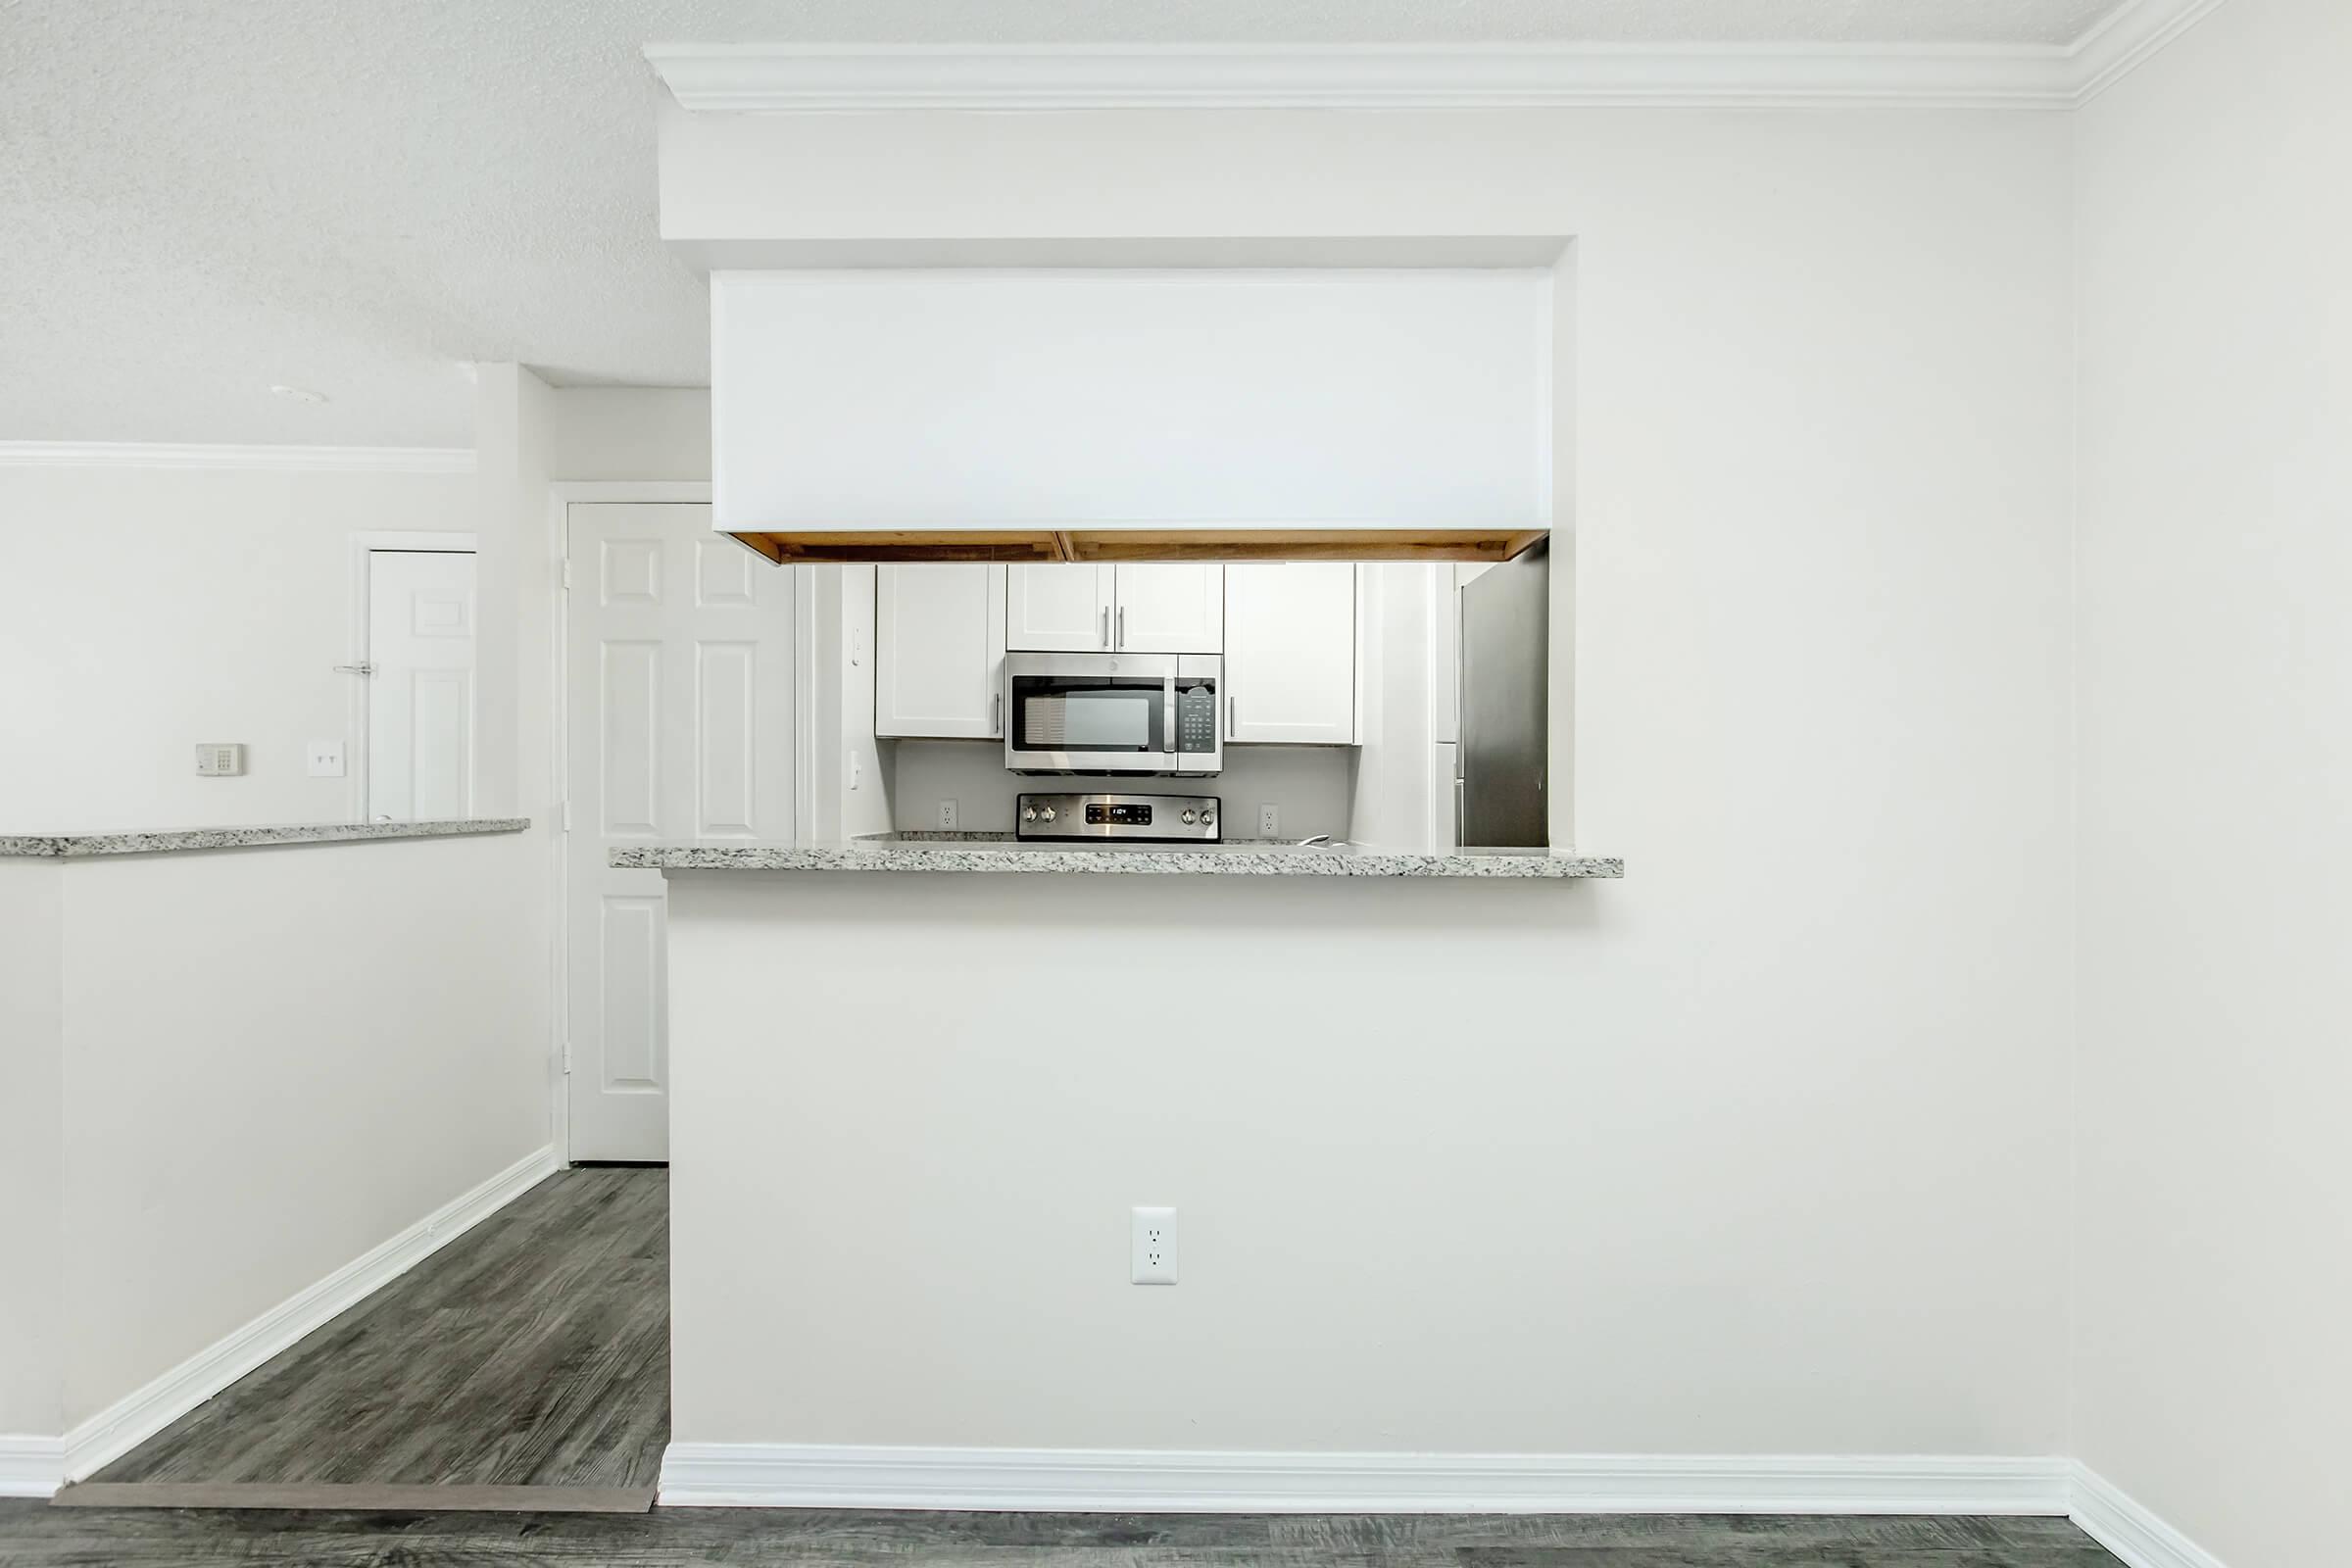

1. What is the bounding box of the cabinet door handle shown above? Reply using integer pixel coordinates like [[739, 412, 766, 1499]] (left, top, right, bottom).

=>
[[1116, 605, 1126, 648], [1100, 606, 1108, 648]]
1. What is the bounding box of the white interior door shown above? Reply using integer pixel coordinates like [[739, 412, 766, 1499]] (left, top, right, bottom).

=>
[[367, 550, 476, 821], [565, 503, 794, 1161]]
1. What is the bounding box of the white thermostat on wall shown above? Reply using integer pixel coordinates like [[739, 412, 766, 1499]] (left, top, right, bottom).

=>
[[195, 743, 246, 777]]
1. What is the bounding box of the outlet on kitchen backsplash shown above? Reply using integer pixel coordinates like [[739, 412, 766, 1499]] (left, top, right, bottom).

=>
[[890, 741, 1352, 841]]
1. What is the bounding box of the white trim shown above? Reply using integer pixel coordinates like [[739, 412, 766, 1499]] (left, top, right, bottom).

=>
[[2070, 1463, 2231, 1568], [61, 1144, 558, 1482], [2070, 0, 2235, 105], [0, 1437, 65, 1499], [547, 483, 713, 1165], [648, 41, 2076, 113], [659, 1445, 2071, 1514], [346, 531, 479, 822], [645, 8, 2234, 116], [0, 442, 473, 473]]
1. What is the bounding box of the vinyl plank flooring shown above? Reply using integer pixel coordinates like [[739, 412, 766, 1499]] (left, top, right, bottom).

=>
[[85, 1167, 668, 1495], [0, 1502, 2128, 1568]]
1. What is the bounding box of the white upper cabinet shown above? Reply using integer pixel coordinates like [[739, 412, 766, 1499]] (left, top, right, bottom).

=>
[[1113, 564, 1223, 654], [1224, 564, 1358, 746], [875, 564, 1007, 739], [1006, 564, 1114, 652]]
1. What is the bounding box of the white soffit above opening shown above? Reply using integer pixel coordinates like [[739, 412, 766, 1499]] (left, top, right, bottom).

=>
[[647, 0, 2231, 114]]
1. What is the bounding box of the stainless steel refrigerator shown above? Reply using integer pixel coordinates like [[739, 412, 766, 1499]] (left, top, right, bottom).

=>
[[1455, 540, 1549, 848]]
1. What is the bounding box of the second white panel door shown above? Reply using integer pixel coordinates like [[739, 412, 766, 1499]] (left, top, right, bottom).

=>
[[1113, 564, 1223, 653], [367, 549, 477, 821], [1006, 564, 1113, 652]]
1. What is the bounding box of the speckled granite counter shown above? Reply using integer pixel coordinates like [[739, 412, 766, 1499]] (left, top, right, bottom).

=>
[[0, 818, 529, 858], [614, 836, 1619, 879]]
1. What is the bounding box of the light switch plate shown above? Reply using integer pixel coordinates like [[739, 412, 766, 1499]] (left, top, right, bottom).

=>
[[307, 740, 346, 778]]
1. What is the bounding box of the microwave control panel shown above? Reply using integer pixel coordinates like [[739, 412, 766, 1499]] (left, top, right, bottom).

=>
[[1175, 683, 1219, 755]]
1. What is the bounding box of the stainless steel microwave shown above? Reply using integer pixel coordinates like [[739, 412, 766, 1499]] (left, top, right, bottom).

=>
[[1003, 653, 1222, 775]]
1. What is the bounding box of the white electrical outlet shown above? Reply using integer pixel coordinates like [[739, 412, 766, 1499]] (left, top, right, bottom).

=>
[[1131, 1206, 1178, 1286], [937, 799, 958, 831], [306, 739, 346, 778], [1257, 803, 1281, 838]]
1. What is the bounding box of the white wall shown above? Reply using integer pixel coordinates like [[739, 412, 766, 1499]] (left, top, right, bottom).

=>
[[0, 862, 64, 1444], [52, 835, 549, 1430], [799, 564, 897, 841], [545, 387, 711, 482], [0, 466, 473, 831], [894, 741, 1352, 841], [660, 103, 2078, 1457], [2072, 0, 2352, 1559], [1348, 565, 1441, 851]]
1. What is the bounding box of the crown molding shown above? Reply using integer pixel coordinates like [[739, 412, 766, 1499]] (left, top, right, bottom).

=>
[[645, 2, 2231, 115], [2069, 0, 2234, 105], [647, 41, 2075, 113], [0, 442, 474, 473]]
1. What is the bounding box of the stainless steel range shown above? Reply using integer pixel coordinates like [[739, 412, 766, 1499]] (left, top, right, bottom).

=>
[[1015, 791, 1222, 843]]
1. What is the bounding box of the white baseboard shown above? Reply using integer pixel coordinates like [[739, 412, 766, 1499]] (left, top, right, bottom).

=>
[[660, 1445, 2071, 1514], [0, 1436, 66, 1498], [2070, 1463, 2230, 1568], [61, 1144, 559, 1484]]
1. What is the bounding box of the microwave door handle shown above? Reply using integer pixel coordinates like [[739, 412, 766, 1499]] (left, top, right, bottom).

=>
[[1165, 675, 1178, 758]]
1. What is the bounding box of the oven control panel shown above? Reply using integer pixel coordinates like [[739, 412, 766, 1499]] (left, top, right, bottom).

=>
[[1017, 792, 1221, 843]]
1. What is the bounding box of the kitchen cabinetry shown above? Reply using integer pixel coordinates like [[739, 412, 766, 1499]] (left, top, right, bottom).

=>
[[1112, 564, 1223, 653], [1006, 564, 1114, 651], [875, 564, 1006, 739], [1007, 563, 1223, 654], [1224, 564, 1358, 745]]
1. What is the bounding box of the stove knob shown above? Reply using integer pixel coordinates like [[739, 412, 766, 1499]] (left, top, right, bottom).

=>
[[1021, 806, 1037, 823], [1039, 806, 1056, 823], [1181, 809, 1198, 824]]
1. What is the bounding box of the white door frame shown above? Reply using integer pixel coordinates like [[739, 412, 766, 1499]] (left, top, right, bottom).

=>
[[346, 530, 477, 822]]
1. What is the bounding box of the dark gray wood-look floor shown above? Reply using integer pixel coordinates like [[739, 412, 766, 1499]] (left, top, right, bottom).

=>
[[0, 1502, 2125, 1566], [83, 1166, 667, 1498]]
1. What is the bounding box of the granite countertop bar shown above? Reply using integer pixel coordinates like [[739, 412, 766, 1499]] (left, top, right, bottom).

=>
[[0, 818, 530, 859], [613, 835, 1620, 879]]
